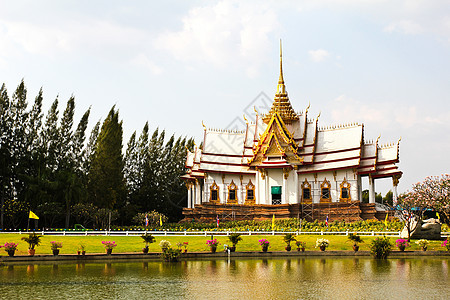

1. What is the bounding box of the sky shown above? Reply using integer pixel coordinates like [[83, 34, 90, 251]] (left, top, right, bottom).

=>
[[1, 0, 449, 195]]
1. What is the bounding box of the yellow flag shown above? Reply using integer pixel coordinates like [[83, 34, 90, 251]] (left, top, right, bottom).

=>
[[160, 215, 163, 226], [272, 214, 275, 231], [384, 212, 389, 228], [436, 212, 440, 220], [29, 211, 39, 220]]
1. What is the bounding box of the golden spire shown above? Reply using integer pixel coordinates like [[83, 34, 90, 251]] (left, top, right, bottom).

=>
[[263, 40, 299, 124], [277, 39, 286, 95]]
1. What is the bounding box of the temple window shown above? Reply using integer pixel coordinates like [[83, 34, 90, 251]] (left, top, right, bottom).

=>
[[210, 181, 219, 203], [227, 180, 238, 204], [321, 179, 331, 202], [340, 178, 351, 202], [301, 179, 312, 203], [245, 180, 255, 205]]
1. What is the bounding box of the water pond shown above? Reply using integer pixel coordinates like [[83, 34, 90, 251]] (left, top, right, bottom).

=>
[[0, 257, 448, 299]]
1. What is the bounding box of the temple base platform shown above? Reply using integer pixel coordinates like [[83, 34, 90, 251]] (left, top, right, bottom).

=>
[[181, 201, 380, 223]]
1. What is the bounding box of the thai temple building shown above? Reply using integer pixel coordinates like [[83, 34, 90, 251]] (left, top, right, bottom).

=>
[[182, 46, 402, 222]]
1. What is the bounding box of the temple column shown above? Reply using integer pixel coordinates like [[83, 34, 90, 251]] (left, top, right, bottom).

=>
[[282, 169, 287, 204], [294, 169, 299, 203], [195, 180, 201, 205], [392, 175, 400, 206], [255, 173, 260, 204], [203, 180, 208, 204], [368, 175, 375, 204], [265, 170, 270, 205], [187, 183, 192, 208], [357, 175, 362, 202]]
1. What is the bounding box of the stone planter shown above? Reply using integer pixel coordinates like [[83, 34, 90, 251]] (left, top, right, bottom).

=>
[[7, 250, 15, 257], [229, 246, 236, 252], [353, 245, 360, 252], [210, 246, 217, 253], [398, 245, 406, 252], [262, 245, 269, 252], [52, 249, 60, 256], [106, 248, 113, 255], [422, 246, 427, 251], [142, 247, 149, 254], [285, 245, 291, 252], [183, 249, 188, 253], [319, 246, 326, 251], [28, 249, 36, 256]]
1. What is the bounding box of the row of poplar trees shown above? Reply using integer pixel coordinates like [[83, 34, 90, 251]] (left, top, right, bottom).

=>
[[0, 80, 194, 229]]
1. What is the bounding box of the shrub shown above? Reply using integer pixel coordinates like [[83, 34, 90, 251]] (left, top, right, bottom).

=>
[[370, 236, 393, 259], [228, 233, 243, 246], [161, 247, 182, 262], [283, 233, 296, 246]]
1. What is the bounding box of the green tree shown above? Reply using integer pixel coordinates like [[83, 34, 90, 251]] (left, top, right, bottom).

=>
[[87, 106, 126, 210]]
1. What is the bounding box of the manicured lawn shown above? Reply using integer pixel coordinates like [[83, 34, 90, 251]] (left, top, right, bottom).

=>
[[0, 233, 446, 255]]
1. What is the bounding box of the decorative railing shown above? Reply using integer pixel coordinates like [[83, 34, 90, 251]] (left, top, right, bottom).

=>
[[1, 230, 449, 237]]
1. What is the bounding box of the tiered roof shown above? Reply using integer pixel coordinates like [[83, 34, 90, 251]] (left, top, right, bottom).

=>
[[183, 45, 402, 180]]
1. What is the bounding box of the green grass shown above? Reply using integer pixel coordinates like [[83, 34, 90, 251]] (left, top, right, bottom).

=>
[[0, 234, 446, 255]]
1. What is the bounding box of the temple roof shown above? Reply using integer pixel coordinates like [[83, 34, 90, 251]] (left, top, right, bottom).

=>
[[183, 45, 401, 180], [263, 41, 299, 124]]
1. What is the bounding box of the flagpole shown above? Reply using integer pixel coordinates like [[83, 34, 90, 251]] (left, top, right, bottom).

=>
[[27, 213, 30, 232]]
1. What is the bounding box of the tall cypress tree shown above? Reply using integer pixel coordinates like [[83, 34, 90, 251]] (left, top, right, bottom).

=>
[[87, 106, 126, 210]]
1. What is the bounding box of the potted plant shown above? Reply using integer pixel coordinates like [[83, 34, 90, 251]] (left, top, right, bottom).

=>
[[161, 247, 182, 262], [2, 242, 19, 257], [159, 240, 171, 252], [370, 236, 393, 259], [50, 241, 62, 256], [347, 233, 364, 251], [102, 241, 117, 255], [315, 238, 330, 251], [78, 243, 86, 256], [395, 239, 409, 251], [228, 233, 242, 252], [21, 232, 42, 256], [141, 233, 156, 254], [182, 242, 189, 253], [259, 239, 270, 252], [415, 239, 429, 251], [283, 233, 296, 251], [206, 239, 219, 253], [296, 241, 306, 252], [441, 238, 449, 251]]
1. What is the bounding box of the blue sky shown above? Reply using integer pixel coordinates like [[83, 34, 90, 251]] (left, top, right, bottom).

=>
[[1, 0, 449, 195]]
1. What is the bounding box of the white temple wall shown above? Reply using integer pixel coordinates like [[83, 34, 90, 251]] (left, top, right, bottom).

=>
[[286, 169, 298, 204]]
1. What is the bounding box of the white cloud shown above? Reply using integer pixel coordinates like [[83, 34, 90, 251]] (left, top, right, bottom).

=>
[[130, 53, 163, 75], [384, 20, 424, 35], [308, 49, 330, 62], [0, 19, 149, 57], [328, 94, 450, 131], [155, 1, 280, 77]]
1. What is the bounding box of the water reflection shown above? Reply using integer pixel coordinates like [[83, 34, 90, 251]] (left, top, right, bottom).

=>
[[0, 258, 449, 299]]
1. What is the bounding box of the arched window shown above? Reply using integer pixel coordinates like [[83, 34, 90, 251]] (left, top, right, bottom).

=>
[[321, 179, 331, 202], [245, 180, 255, 205], [301, 179, 312, 203], [210, 181, 219, 203], [227, 180, 238, 204], [340, 178, 351, 202]]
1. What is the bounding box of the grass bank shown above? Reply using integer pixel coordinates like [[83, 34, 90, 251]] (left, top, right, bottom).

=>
[[0, 234, 447, 255]]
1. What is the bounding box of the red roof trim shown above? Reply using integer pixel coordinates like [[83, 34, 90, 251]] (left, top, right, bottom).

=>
[[199, 169, 256, 175], [315, 146, 361, 156], [202, 152, 252, 158], [297, 164, 359, 174], [201, 160, 247, 167]]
